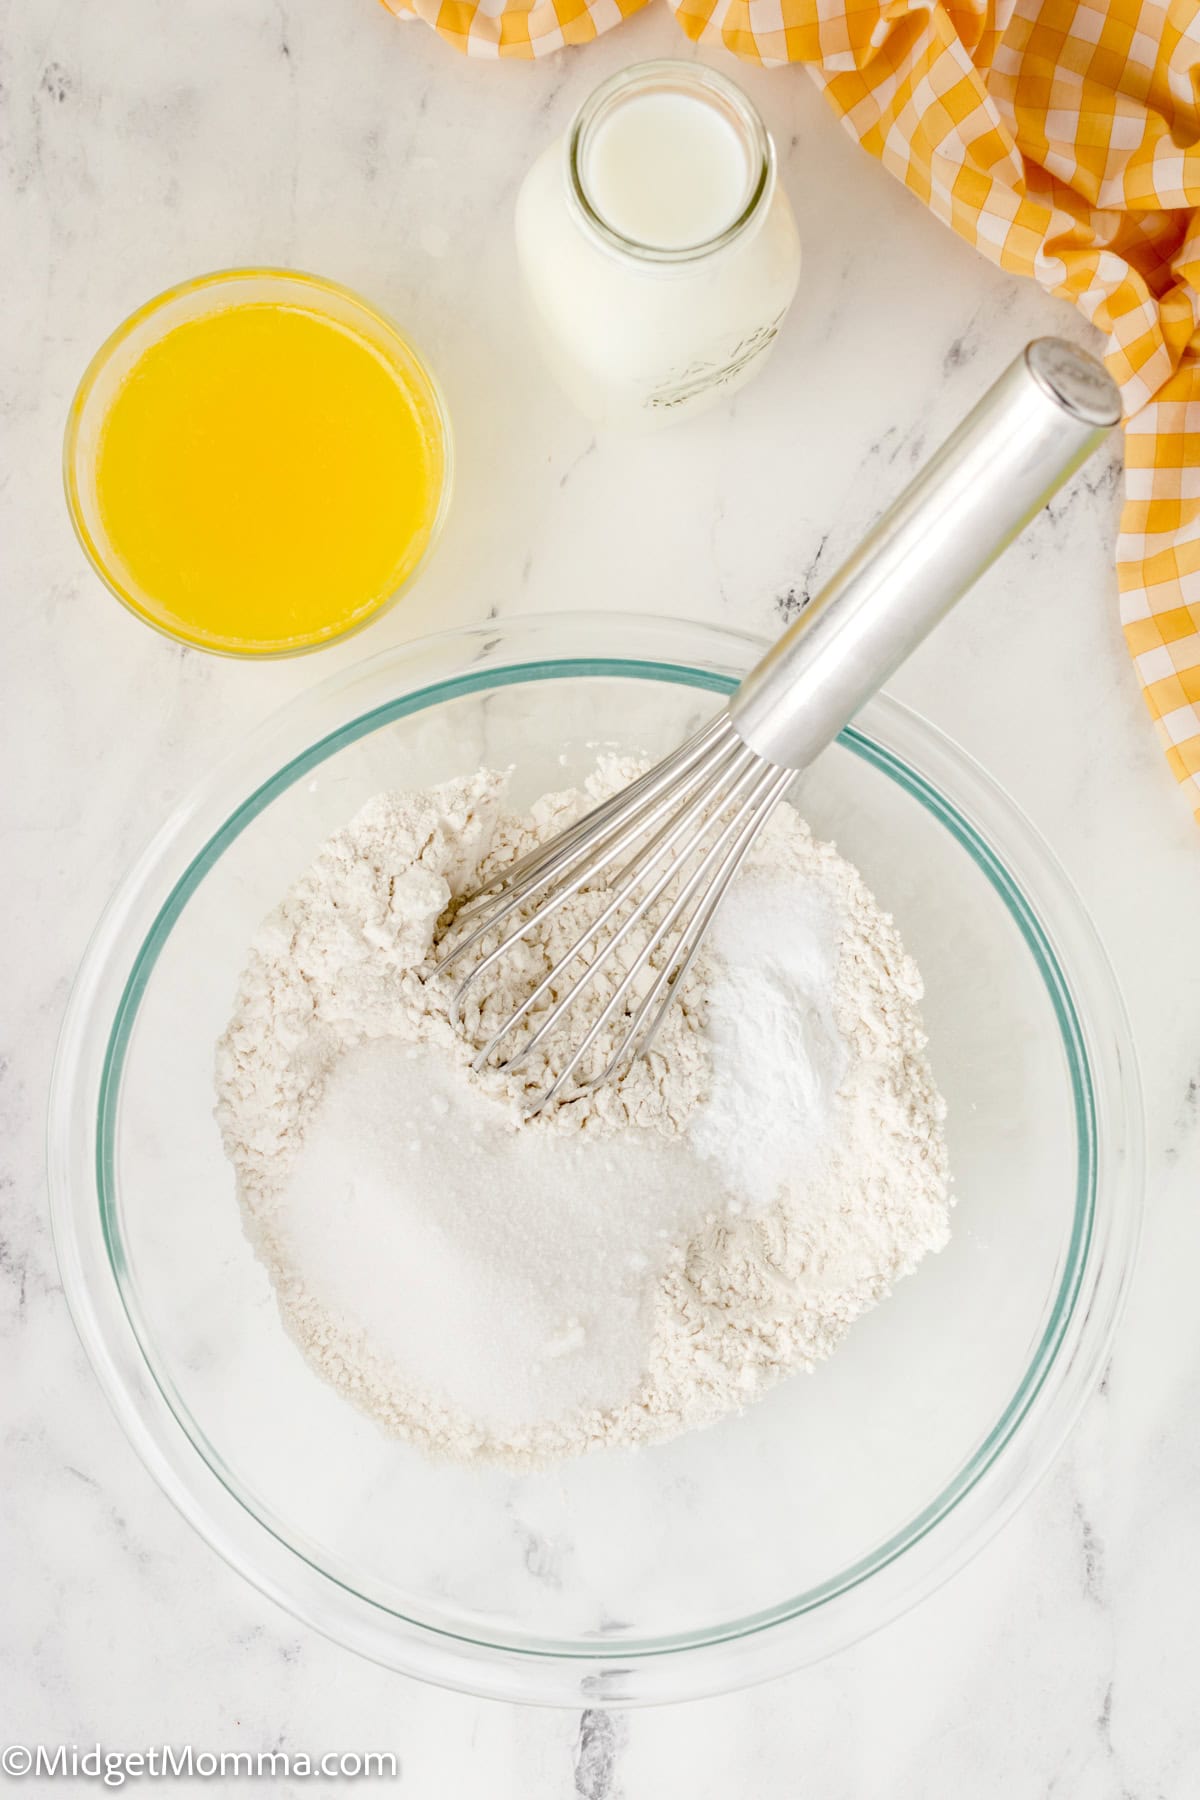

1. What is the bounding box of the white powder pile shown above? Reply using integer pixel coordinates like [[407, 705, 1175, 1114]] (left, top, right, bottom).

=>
[[692, 875, 846, 1201], [215, 764, 951, 1466], [277, 1039, 727, 1446]]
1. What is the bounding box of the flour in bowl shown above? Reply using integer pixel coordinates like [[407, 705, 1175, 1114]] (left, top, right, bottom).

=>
[[215, 763, 951, 1466]]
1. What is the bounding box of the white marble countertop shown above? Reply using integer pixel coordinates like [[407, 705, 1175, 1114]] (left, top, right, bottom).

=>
[[5, 0, 1200, 1792]]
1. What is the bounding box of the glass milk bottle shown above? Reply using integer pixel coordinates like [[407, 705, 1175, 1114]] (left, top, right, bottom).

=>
[[515, 61, 801, 431]]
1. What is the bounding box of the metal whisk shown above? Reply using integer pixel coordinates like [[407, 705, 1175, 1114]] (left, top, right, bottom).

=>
[[435, 340, 1121, 1110]]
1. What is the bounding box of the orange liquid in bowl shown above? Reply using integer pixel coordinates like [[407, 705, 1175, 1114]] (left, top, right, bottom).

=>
[[90, 300, 446, 653]]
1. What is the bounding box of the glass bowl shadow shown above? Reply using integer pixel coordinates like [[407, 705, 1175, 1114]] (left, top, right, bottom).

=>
[[48, 611, 1143, 1706]]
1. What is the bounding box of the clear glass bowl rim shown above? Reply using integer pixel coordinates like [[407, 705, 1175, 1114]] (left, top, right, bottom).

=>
[[47, 610, 1144, 1706], [61, 266, 454, 660]]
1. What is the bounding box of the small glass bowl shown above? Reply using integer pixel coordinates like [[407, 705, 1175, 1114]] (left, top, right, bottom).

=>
[[48, 612, 1143, 1705], [63, 268, 453, 658]]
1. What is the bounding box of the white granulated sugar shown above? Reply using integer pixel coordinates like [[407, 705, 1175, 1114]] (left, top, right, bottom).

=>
[[215, 765, 952, 1467], [276, 1039, 726, 1441]]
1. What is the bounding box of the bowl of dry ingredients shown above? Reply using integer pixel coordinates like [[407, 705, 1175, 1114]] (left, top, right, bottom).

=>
[[49, 612, 1142, 1704]]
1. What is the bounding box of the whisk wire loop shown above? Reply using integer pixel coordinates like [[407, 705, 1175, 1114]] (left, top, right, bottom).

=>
[[434, 719, 746, 1014], [477, 740, 766, 1080], [578, 764, 795, 1095], [536, 761, 793, 1109], [430, 704, 798, 1111], [449, 713, 733, 929]]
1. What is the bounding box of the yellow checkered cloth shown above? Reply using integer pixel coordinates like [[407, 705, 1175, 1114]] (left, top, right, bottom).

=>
[[382, 0, 1200, 818]]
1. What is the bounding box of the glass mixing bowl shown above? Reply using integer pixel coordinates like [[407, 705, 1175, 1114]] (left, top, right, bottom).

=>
[[48, 612, 1143, 1705]]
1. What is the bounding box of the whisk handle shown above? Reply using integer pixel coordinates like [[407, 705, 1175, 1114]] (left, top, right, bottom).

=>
[[728, 338, 1121, 771]]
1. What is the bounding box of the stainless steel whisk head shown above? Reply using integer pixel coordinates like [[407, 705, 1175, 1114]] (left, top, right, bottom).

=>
[[435, 341, 1121, 1114], [433, 711, 793, 1110]]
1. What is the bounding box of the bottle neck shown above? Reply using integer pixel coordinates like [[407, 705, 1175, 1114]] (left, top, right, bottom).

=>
[[565, 61, 774, 269]]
